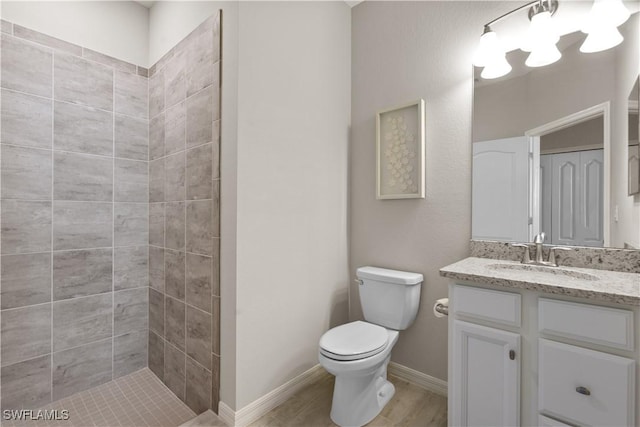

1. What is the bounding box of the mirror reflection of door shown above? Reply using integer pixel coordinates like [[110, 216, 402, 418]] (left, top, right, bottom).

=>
[[629, 78, 639, 195], [539, 117, 604, 247]]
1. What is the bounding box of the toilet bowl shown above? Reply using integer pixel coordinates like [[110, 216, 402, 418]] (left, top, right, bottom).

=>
[[318, 266, 423, 427], [319, 321, 399, 427]]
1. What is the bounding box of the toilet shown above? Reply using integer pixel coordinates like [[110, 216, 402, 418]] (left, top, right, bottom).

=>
[[318, 266, 423, 427]]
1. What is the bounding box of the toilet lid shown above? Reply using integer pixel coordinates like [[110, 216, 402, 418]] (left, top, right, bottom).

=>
[[319, 321, 388, 361]]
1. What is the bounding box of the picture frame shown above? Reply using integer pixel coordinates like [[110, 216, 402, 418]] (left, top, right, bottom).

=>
[[376, 99, 426, 199]]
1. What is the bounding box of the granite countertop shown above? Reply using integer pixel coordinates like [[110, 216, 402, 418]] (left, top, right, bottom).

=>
[[440, 257, 640, 306]]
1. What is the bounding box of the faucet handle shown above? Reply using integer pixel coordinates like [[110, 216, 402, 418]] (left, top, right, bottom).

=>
[[533, 232, 546, 244], [547, 246, 571, 266], [511, 243, 531, 263]]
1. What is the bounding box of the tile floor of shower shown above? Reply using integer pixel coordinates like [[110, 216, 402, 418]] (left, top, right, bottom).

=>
[[3, 368, 446, 427]]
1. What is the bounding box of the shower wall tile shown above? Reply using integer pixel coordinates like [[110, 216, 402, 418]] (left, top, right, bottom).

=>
[[1, 145, 52, 200], [1, 89, 53, 149], [212, 121, 221, 179], [114, 288, 149, 335], [1, 304, 51, 366], [115, 203, 148, 247], [212, 238, 220, 297], [150, 113, 165, 160], [114, 330, 147, 378], [165, 152, 186, 201], [165, 103, 186, 155], [213, 180, 221, 237], [186, 22, 215, 97], [53, 201, 112, 250], [148, 331, 165, 380], [114, 246, 148, 291], [83, 49, 137, 74], [1, 200, 52, 254], [13, 24, 82, 56], [54, 152, 113, 201], [1, 34, 52, 97], [149, 68, 165, 118], [186, 357, 211, 414], [52, 339, 112, 400], [186, 253, 212, 313], [165, 249, 186, 300], [149, 246, 165, 293], [186, 307, 211, 368], [54, 102, 113, 156], [1, 355, 52, 411], [166, 202, 186, 251], [115, 159, 148, 202], [186, 143, 212, 200], [164, 344, 186, 400], [149, 203, 165, 247], [211, 353, 220, 413], [165, 297, 186, 350], [149, 158, 165, 202], [115, 115, 148, 161], [54, 52, 113, 110], [137, 67, 149, 78], [115, 70, 148, 119], [164, 52, 186, 109], [212, 296, 220, 355], [149, 288, 165, 336], [1, 253, 51, 309], [53, 293, 112, 351], [186, 200, 213, 256], [53, 248, 112, 300], [1, 20, 12, 34], [186, 87, 213, 148]]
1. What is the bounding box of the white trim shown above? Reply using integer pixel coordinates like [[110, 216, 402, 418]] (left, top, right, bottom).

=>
[[526, 102, 611, 247], [217, 364, 326, 427], [388, 362, 448, 397]]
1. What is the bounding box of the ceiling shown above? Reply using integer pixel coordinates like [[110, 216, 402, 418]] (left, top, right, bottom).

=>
[[135, 1, 155, 8]]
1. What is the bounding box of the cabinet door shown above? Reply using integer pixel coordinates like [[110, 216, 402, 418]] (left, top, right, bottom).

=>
[[451, 320, 520, 427]]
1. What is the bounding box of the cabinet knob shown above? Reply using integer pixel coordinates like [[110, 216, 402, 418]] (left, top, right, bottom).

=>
[[576, 386, 591, 396], [509, 350, 516, 360]]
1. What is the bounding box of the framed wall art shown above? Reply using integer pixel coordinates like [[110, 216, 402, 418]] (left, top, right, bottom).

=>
[[376, 99, 425, 199]]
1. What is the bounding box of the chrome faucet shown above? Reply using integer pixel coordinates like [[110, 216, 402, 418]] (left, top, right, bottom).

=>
[[511, 233, 571, 267]]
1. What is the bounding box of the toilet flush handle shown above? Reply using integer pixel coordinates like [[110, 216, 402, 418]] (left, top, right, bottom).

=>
[[354, 279, 363, 286]]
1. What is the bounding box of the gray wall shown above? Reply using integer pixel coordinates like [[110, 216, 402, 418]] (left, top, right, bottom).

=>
[[146, 13, 221, 414], [350, 1, 511, 384], [0, 22, 149, 409]]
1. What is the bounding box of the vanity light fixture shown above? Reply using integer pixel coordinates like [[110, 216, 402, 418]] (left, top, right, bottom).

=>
[[580, 0, 630, 53], [474, 0, 632, 79]]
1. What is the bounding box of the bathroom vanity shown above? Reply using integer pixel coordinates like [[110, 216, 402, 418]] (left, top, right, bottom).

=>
[[440, 256, 640, 427]]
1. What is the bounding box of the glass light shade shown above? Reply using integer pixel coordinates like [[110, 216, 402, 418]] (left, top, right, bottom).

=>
[[580, 24, 624, 52], [480, 54, 512, 79], [582, 0, 631, 33], [473, 30, 503, 67], [521, 11, 559, 52], [526, 43, 562, 67]]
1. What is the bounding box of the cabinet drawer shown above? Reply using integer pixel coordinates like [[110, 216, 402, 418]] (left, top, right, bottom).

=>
[[539, 298, 634, 351], [539, 339, 635, 427], [538, 414, 572, 426], [453, 285, 521, 327]]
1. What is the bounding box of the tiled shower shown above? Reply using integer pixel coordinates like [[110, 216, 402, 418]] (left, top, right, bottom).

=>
[[0, 10, 221, 417]]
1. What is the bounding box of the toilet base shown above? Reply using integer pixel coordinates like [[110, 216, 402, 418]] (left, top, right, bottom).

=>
[[329, 358, 395, 427]]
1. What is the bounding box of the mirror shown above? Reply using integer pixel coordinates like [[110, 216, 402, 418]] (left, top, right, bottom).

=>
[[472, 11, 639, 249], [629, 78, 639, 195]]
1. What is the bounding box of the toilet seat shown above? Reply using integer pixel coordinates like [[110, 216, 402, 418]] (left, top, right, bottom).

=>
[[319, 321, 389, 361]]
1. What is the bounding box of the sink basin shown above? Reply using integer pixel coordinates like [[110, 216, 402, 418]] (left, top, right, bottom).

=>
[[487, 263, 600, 281]]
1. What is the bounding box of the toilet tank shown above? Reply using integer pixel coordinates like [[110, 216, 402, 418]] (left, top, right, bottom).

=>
[[356, 266, 423, 330]]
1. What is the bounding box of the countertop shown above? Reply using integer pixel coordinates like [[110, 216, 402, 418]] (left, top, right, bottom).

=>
[[440, 257, 640, 306]]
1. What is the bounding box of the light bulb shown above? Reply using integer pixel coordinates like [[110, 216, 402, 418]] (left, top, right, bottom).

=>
[[526, 43, 562, 67], [481, 54, 512, 79], [521, 10, 559, 52], [580, 24, 624, 52], [582, 0, 631, 33], [473, 30, 503, 67]]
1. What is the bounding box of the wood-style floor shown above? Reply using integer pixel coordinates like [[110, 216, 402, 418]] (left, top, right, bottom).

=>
[[185, 371, 447, 427]]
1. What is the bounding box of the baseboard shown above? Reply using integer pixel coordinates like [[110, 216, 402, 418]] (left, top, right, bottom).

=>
[[217, 364, 325, 427], [388, 362, 448, 397]]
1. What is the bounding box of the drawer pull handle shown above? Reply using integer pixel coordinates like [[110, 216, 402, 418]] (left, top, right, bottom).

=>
[[509, 350, 515, 360], [576, 386, 591, 396]]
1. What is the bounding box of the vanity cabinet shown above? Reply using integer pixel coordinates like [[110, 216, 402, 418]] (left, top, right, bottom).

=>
[[448, 283, 637, 427]]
